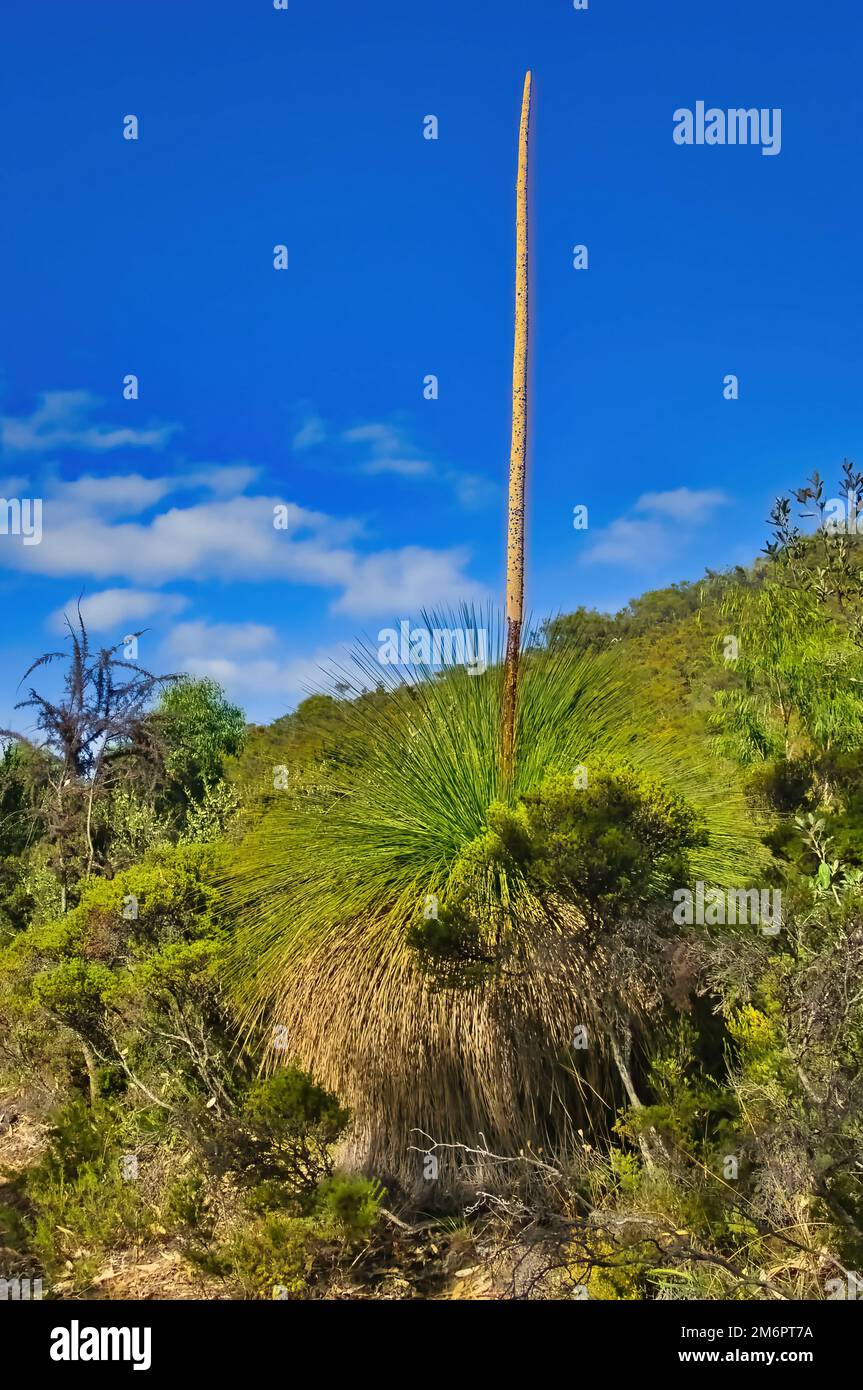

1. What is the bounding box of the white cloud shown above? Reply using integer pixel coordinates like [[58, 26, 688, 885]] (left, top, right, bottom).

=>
[[162, 620, 351, 709], [635, 488, 729, 522], [583, 517, 671, 567], [446, 470, 499, 510], [584, 488, 732, 568], [361, 455, 433, 478], [332, 545, 488, 616], [341, 421, 496, 502], [342, 424, 402, 448], [185, 464, 260, 496], [343, 422, 434, 478], [50, 473, 177, 517], [50, 589, 189, 635], [292, 411, 495, 506], [164, 620, 275, 660], [14, 495, 355, 586], [2, 390, 178, 454], [0, 468, 483, 618]]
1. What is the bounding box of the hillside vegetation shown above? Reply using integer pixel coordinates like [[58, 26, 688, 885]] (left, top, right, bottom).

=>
[[1, 466, 862, 1300]]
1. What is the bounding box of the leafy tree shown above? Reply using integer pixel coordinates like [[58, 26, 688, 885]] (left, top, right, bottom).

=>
[[542, 606, 621, 652], [712, 466, 863, 810], [765, 459, 863, 641], [0, 841, 229, 1107], [0, 743, 43, 859], [0, 743, 50, 935], [155, 677, 246, 806]]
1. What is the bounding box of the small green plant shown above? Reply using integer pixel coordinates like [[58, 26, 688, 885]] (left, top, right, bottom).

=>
[[163, 1172, 213, 1238], [795, 812, 863, 901], [24, 1101, 152, 1287], [205, 1214, 317, 1300], [316, 1173, 383, 1238]]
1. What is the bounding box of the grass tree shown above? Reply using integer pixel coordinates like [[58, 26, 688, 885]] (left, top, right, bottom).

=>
[[223, 612, 762, 1188], [221, 80, 766, 1193]]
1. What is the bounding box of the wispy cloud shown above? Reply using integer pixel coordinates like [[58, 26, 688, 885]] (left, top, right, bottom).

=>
[[293, 408, 497, 506], [2, 390, 178, 454], [583, 488, 731, 568], [186, 464, 260, 497], [635, 487, 729, 523], [445, 470, 499, 511], [292, 413, 327, 451], [342, 422, 434, 478]]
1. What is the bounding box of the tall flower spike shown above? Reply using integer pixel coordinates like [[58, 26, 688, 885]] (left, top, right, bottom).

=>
[[501, 70, 531, 786]]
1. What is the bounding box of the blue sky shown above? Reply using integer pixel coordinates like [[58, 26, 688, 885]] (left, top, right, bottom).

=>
[[1, 0, 861, 726]]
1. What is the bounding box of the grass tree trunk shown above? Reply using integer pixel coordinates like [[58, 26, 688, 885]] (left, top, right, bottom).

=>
[[501, 71, 531, 786]]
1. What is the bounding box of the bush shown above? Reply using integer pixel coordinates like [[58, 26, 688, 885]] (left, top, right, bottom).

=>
[[205, 1214, 317, 1299], [410, 764, 707, 981], [315, 1174, 383, 1238], [24, 1101, 152, 1287]]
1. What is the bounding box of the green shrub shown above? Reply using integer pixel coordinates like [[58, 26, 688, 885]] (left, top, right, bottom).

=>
[[24, 1101, 152, 1286], [315, 1173, 383, 1238], [411, 764, 708, 980], [162, 1172, 212, 1237], [203, 1214, 317, 1299]]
